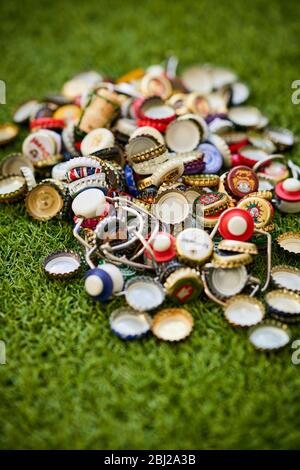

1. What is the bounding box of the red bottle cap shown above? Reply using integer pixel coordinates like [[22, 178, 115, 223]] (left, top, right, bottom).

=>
[[219, 207, 255, 241], [226, 165, 258, 198], [144, 233, 177, 263], [275, 179, 300, 202], [30, 118, 65, 130]]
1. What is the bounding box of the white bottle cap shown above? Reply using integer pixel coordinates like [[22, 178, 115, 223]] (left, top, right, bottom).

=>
[[72, 188, 106, 218]]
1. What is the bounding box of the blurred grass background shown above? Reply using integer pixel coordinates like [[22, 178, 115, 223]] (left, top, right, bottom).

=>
[[1, 0, 300, 450]]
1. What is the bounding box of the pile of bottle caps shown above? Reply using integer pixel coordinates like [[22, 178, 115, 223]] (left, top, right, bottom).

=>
[[1, 58, 300, 349]]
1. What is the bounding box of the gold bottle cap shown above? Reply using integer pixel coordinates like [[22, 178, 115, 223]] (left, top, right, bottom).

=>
[[212, 252, 253, 268], [151, 308, 194, 342], [130, 144, 166, 164], [182, 174, 220, 188], [224, 295, 265, 327], [240, 190, 273, 201], [137, 176, 154, 190], [0, 175, 27, 203], [218, 239, 258, 255], [0, 123, 19, 146], [164, 267, 203, 303], [176, 228, 213, 265], [237, 196, 273, 229], [271, 265, 300, 292], [140, 73, 173, 100], [277, 232, 300, 254], [193, 191, 228, 216], [151, 160, 184, 187], [34, 154, 63, 168], [265, 289, 300, 316], [25, 181, 64, 220], [0, 152, 34, 177], [249, 320, 290, 350]]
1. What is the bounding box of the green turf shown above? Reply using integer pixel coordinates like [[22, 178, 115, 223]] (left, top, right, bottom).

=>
[[1, 0, 300, 450]]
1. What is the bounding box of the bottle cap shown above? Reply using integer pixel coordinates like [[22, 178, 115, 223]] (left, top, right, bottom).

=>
[[265, 290, 300, 320], [176, 228, 213, 265], [0, 175, 27, 203], [84, 267, 114, 301], [25, 181, 64, 220], [247, 132, 276, 154], [275, 178, 300, 202], [218, 208, 255, 241], [144, 233, 177, 263], [209, 134, 232, 168], [22, 130, 57, 163], [20, 166, 36, 191], [124, 276, 165, 311], [130, 144, 167, 164], [151, 160, 184, 187], [80, 128, 115, 156], [165, 118, 201, 153], [224, 295, 265, 327], [186, 92, 210, 116], [124, 165, 138, 196], [277, 232, 300, 254], [43, 251, 81, 278], [30, 117, 65, 131], [271, 265, 300, 292], [198, 142, 223, 174], [140, 73, 172, 100], [212, 251, 253, 269], [53, 104, 81, 123], [230, 82, 250, 105], [126, 135, 159, 162], [264, 127, 295, 151], [249, 321, 290, 350], [130, 125, 164, 145], [182, 174, 220, 188], [237, 196, 273, 228], [71, 188, 106, 219], [259, 160, 289, 183], [228, 106, 262, 127], [138, 96, 176, 122], [13, 100, 39, 124], [110, 307, 152, 340], [164, 267, 203, 302], [193, 191, 228, 216], [151, 308, 194, 342], [178, 113, 209, 140], [0, 123, 19, 146], [226, 165, 258, 198], [0, 153, 34, 177], [153, 190, 189, 225], [181, 65, 213, 94], [207, 266, 248, 298], [238, 146, 269, 167], [68, 174, 108, 198], [218, 239, 258, 255], [66, 166, 103, 183]]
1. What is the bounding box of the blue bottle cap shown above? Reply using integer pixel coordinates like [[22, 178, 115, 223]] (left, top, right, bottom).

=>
[[124, 164, 139, 197], [84, 267, 114, 301], [198, 142, 223, 174]]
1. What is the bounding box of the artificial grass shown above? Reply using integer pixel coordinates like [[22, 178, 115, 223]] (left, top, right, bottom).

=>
[[1, 0, 300, 450]]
